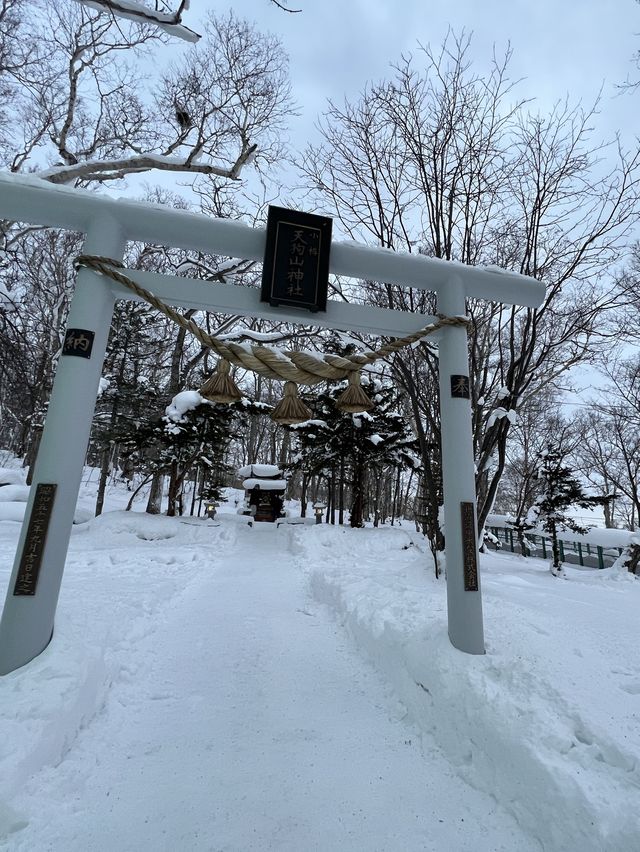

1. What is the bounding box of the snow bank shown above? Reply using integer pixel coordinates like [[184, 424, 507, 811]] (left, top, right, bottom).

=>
[[0, 504, 28, 522], [289, 525, 640, 852], [84, 510, 183, 541], [0, 485, 30, 503], [0, 468, 25, 487], [0, 493, 93, 525], [0, 510, 241, 833], [1, 494, 638, 849]]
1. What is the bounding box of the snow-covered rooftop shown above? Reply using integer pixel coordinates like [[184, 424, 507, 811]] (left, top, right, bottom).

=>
[[237, 464, 282, 478], [242, 478, 287, 491]]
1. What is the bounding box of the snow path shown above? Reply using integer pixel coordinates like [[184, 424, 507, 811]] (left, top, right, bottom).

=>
[[6, 524, 539, 852], [290, 527, 640, 852]]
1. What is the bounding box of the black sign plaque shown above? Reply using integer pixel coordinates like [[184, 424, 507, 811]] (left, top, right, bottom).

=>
[[63, 328, 95, 359], [451, 374, 470, 399], [460, 501, 479, 592], [261, 206, 332, 313], [14, 483, 57, 596]]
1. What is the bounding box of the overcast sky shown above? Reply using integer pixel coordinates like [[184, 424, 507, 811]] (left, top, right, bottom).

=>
[[187, 0, 640, 154]]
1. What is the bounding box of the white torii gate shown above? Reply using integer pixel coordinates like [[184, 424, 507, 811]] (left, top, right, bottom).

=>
[[0, 173, 544, 675]]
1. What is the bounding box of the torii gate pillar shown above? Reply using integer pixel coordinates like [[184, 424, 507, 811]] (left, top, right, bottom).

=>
[[438, 276, 484, 654], [0, 215, 124, 675]]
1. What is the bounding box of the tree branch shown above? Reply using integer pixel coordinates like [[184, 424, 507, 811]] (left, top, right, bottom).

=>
[[71, 0, 201, 42], [270, 0, 302, 11], [38, 147, 257, 185]]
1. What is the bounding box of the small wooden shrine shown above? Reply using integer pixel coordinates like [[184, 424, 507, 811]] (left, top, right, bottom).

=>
[[237, 464, 286, 523]]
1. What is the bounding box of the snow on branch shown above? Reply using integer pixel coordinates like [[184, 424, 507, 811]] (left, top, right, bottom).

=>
[[72, 0, 201, 42], [38, 146, 257, 186]]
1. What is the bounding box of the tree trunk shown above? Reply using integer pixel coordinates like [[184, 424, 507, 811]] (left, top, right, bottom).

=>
[[402, 469, 414, 522], [623, 543, 640, 574], [300, 472, 307, 517], [95, 446, 111, 516], [247, 375, 262, 465], [24, 423, 43, 485], [350, 455, 365, 528], [429, 537, 442, 579], [603, 479, 615, 528], [167, 460, 180, 517], [373, 473, 382, 527], [95, 345, 127, 515], [279, 429, 290, 469], [550, 522, 561, 571], [391, 467, 400, 525], [330, 469, 336, 525], [517, 527, 527, 557], [189, 467, 198, 516], [146, 471, 164, 514]]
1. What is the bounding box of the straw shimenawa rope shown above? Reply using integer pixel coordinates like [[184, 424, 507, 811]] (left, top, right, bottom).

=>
[[74, 254, 471, 385]]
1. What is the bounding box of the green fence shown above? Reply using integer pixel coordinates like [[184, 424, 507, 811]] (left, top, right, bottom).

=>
[[488, 527, 623, 569]]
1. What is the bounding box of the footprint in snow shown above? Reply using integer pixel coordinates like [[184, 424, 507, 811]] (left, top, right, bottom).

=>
[[619, 681, 640, 695]]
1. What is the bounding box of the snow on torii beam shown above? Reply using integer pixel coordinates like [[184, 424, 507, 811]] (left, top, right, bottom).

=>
[[0, 173, 544, 675], [0, 174, 543, 306]]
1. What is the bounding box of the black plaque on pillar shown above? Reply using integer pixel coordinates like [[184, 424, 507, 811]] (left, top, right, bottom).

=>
[[14, 483, 57, 596], [260, 206, 332, 313], [63, 328, 95, 358], [460, 501, 479, 592], [451, 375, 470, 399]]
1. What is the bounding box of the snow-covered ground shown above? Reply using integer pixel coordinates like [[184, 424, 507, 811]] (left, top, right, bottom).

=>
[[0, 481, 639, 851]]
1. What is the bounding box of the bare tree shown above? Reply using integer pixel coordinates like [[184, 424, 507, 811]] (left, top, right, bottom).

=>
[[495, 401, 580, 554], [0, 2, 296, 506], [576, 357, 640, 529], [301, 31, 640, 548], [0, 229, 83, 467], [1, 2, 293, 285], [22, 7, 292, 187]]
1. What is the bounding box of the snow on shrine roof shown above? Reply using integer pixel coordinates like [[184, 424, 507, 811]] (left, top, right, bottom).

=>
[[237, 464, 282, 478], [242, 479, 287, 491]]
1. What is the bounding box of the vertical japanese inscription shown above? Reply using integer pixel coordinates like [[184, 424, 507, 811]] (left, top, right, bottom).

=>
[[261, 206, 332, 312], [14, 483, 57, 596], [460, 501, 479, 592]]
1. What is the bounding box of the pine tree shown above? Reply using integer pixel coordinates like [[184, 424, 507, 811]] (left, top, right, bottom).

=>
[[119, 390, 236, 516], [527, 443, 611, 576], [290, 377, 420, 528]]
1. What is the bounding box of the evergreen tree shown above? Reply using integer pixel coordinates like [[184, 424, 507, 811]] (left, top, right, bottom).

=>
[[527, 443, 611, 576], [119, 390, 237, 516], [290, 377, 420, 528]]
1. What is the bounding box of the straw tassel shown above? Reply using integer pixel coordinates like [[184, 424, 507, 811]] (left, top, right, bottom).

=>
[[199, 358, 243, 404], [335, 371, 375, 414], [270, 382, 312, 425]]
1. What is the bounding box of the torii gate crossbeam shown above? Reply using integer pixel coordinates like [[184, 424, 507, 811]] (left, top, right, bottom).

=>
[[0, 173, 545, 675]]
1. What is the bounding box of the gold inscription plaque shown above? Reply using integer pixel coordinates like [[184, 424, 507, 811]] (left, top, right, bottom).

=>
[[14, 483, 57, 596], [460, 501, 479, 591]]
